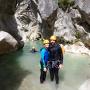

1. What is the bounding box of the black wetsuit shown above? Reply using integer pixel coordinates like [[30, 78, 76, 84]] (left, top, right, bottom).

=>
[[48, 43, 63, 84], [30, 49, 38, 53]]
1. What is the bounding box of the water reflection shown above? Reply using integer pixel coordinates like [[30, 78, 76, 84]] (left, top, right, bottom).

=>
[[0, 50, 30, 90]]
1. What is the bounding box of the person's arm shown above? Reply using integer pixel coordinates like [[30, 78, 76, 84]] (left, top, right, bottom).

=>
[[58, 45, 63, 69], [60, 46, 63, 64], [41, 49, 46, 68]]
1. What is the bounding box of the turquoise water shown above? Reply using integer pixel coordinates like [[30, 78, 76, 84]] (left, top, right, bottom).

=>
[[0, 41, 90, 90]]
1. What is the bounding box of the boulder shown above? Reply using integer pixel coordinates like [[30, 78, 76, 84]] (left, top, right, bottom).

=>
[[0, 0, 24, 54], [0, 31, 18, 54], [64, 41, 90, 56]]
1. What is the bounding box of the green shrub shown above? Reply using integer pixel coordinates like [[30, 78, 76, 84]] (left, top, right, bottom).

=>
[[57, 36, 73, 44], [75, 31, 81, 39], [58, 0, 75, 11]]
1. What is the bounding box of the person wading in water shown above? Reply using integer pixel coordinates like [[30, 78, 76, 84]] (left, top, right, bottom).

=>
[[40, 39, 50, 83], [48, 35, 63, 84]]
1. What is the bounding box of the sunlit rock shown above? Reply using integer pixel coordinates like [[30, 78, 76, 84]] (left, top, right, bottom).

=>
[[54, 9, 76, 41], [64, 41, 90, 56], [69, 7, 90, 48], [15, 0, 41, 41], [38, 0, 58, 19]]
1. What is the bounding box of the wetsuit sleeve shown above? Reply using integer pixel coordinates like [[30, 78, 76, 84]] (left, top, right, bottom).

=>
[[40, 49, 46, 68], [58, 45, 63, 64]]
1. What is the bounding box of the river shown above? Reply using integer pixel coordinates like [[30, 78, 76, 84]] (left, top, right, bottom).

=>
[[0, 41, 90, 90]]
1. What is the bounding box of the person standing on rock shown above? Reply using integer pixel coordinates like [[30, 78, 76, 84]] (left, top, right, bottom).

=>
[[48, 35, 63, 84], [40, 39, 50, 83]]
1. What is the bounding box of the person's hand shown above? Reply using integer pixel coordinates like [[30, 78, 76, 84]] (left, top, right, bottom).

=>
[[59, 64, 64, 69], [43, 68, 47, 72]]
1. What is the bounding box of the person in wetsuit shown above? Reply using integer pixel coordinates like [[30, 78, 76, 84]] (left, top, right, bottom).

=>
[[48, 35, 63, 84], [30, 46, 38, 53], [40, 39, 50, 83]]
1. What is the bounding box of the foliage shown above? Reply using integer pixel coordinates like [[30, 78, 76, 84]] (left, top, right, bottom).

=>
[[75, 31, 81, 39], [57, 36, 73, 45], [58, 0, 75, 11]]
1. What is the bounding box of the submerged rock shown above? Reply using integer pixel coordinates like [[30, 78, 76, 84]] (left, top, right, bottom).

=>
[[79, 79, 90, 90]]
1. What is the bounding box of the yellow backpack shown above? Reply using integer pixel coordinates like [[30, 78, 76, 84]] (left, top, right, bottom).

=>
[[60, 44, 65, 54]]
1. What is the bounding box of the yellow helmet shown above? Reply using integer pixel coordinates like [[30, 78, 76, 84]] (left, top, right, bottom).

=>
[[43, 39, 49, 44], [32, 46, 35, 49], [50, 35, 57, 41]]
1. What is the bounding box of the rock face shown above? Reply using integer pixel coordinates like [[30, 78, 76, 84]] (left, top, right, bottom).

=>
[[38, 0, 58, 38], [74, 0, 90, 48], [54, 9, 76, 42], [15, 0, 90, 48], [75, 0, 90, 25], [15, 0, 41, 41], [38, 0, 58, 19], [0, 0, 16, 15], [1, 0, 90, 55], [15, 0, 58, 40], [0, 31, 18, 54], [0, 0, 24, 54]]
